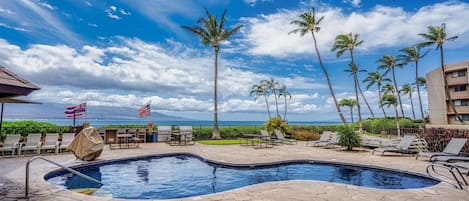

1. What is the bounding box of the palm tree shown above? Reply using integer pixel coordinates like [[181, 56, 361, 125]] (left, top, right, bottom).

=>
[[401, 83, 416, 120], [278, 85, 292, 120], [289, 7, 347, 124], [377, 54, 405, 118], [345, 63, 375, 118], [332, 32, 364, 123], [262, 77, 280, 118], [418, 23, 462, 123], [250, 83, 271, 118], [398, 46, 429, 119], [380, 94, 401, 138], [339, 98, 358, 123], [364, 71, 391, 117], [182, 8, 243, 139]]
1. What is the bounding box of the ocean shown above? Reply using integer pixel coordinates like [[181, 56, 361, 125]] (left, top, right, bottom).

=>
[[11, 119, 341, 127]]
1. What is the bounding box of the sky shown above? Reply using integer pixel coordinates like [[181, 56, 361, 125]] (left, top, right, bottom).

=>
[[0, 0, 468, 122]]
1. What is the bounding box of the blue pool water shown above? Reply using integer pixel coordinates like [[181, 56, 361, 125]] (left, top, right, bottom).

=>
[[45, 154, 439, 200]]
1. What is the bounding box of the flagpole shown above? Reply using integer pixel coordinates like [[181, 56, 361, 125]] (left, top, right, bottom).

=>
[[73, 112, 76, 127]]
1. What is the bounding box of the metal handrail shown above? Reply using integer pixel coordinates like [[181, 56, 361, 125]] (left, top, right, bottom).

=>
[[25, 156, 102, 197]]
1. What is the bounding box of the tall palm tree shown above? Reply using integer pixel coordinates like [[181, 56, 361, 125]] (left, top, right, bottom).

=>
[[332, 32, 364, 123], [398, 46, 429, 119], [278, 85, 292, 120], [380, 94, 400, 138], [377, 54, 405, 118], [345, 63, 375, 118], [262, 77, 280, 118], [250, 83, 271, 118], [382, 83, 396, 95], [363, 71, 391, 117], [418, 23, 462, 123], [401, 83, 416, 120], [182, 8, 243, 139], [289, 7, 347, 124], [339, 98, 358, 123]]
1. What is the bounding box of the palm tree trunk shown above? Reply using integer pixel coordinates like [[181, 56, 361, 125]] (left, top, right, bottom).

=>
[[272, 89, 279, 118], [350, 50, 362, 123], [350, 107, 354, 123], [311, 32, 347, 124], [415, 61, 425, 119], [409, 92, 416, 120], [391, 67, 405, 117], [394, 106, 400, 138], [440, 46, 463, 124], [212, 47, 220, 139], [264, 94, 272, 119], [357, 80, 375, 118], [283, 97, 287, 120], [378, 84, 387, 117]]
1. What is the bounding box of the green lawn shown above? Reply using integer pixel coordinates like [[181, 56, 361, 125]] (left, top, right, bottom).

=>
[[196, 139, 242, 145]]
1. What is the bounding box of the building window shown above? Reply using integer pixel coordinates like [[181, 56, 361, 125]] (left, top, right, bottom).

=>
[[453, 85, 467, 92], [453, 99, 469, 106], [455, 114, 469, 121], [451, 70, 466, 78]]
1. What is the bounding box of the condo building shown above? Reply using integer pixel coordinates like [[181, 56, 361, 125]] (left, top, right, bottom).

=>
[[427, 60, 469, 125]]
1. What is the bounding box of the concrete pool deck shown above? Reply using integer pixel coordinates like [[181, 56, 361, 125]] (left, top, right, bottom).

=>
[[0, 142, 468, 201]]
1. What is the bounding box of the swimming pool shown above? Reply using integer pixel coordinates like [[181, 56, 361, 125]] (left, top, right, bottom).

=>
[[45, 153, 439, 199]]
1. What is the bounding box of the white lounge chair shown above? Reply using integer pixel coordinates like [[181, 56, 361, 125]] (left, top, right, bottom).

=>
[[41, 133, 60, 154], [179, 126, 195, 145], [18, 133, 42, 155], [157, 126, 172, 143], [59, 133, 75, 153], [0, 134, 21, 156], [314, 132, 339, 148], [273, 129, 296, 145], [306, 131, 332, 147], [416, 138, 468, 161], [372, 135, 417, 156]]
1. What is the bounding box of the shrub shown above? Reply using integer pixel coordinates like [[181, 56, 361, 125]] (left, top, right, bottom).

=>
[[291, 129, 320, 141], [264, 117, 288, 133], [361, 117, 417, 134], [337, 125, 361, 150]]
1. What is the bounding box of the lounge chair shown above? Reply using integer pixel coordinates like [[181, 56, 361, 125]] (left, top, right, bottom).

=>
[[137, 128, 147, 143], [306, 131, 332, 147], [18, 133, 42, 155], [126, 128, 139, 147], [259, 130, 275, 147], [432, 156, 469, 163], [274, 130, 296, 145], [41, 133, 60, 154], [59, 133, 75, 153], [416, 138, 467, 161], [314, 132, 339, 148], [372, 135, 417, 156], [179, 126, 195, 145], [157, 126, 172, 143], [0, 134, 20, 156]]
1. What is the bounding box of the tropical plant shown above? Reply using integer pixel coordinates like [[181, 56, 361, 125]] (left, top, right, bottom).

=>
[[262, 77, 280, 117], [332, 32, 364, 123], [381, 83, 396, 95], [339, 98, 358, 123], [278, 85, 292, 120], [415, 77, 426, 89], [364, 71, 391, 117], [182, 8, 243, 139], [250, 83, 272, 118], [380, 94, 401, 138], [401, 83, 416, 120], [264, 116, 288, 134], [337, 125, 361, 151], [418, 23, 462, 123], [377, 54, 405, 118], [398, 46, 429, 119], [345, 63, 375, 118], [289, 7, 347, 124]]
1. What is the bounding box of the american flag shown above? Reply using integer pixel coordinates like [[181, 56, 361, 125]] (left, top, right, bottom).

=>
[[138, 103, 151, 118], [64, 103, 86, 118]]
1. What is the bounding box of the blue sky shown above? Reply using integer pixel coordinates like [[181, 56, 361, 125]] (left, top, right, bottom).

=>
[[0, 0, 468, 122]]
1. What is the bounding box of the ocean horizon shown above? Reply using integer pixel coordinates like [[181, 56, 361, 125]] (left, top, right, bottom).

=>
[[4, 118, 341, 127]]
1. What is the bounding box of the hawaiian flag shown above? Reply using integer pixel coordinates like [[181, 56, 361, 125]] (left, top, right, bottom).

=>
[[65, 103, 86, 118], [138, 103, 150, 118]]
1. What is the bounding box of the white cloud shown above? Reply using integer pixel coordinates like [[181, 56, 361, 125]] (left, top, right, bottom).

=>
[[37, 0, 55, 10], [0, 7, 15, 14], [0, 22, 30, 32], [344, 0, 361, 8], [240, 2, 469, 57], [105, 5, 131, 20]]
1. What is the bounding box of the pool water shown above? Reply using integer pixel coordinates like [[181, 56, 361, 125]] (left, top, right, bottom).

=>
[[45, 154, 439, 199]]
